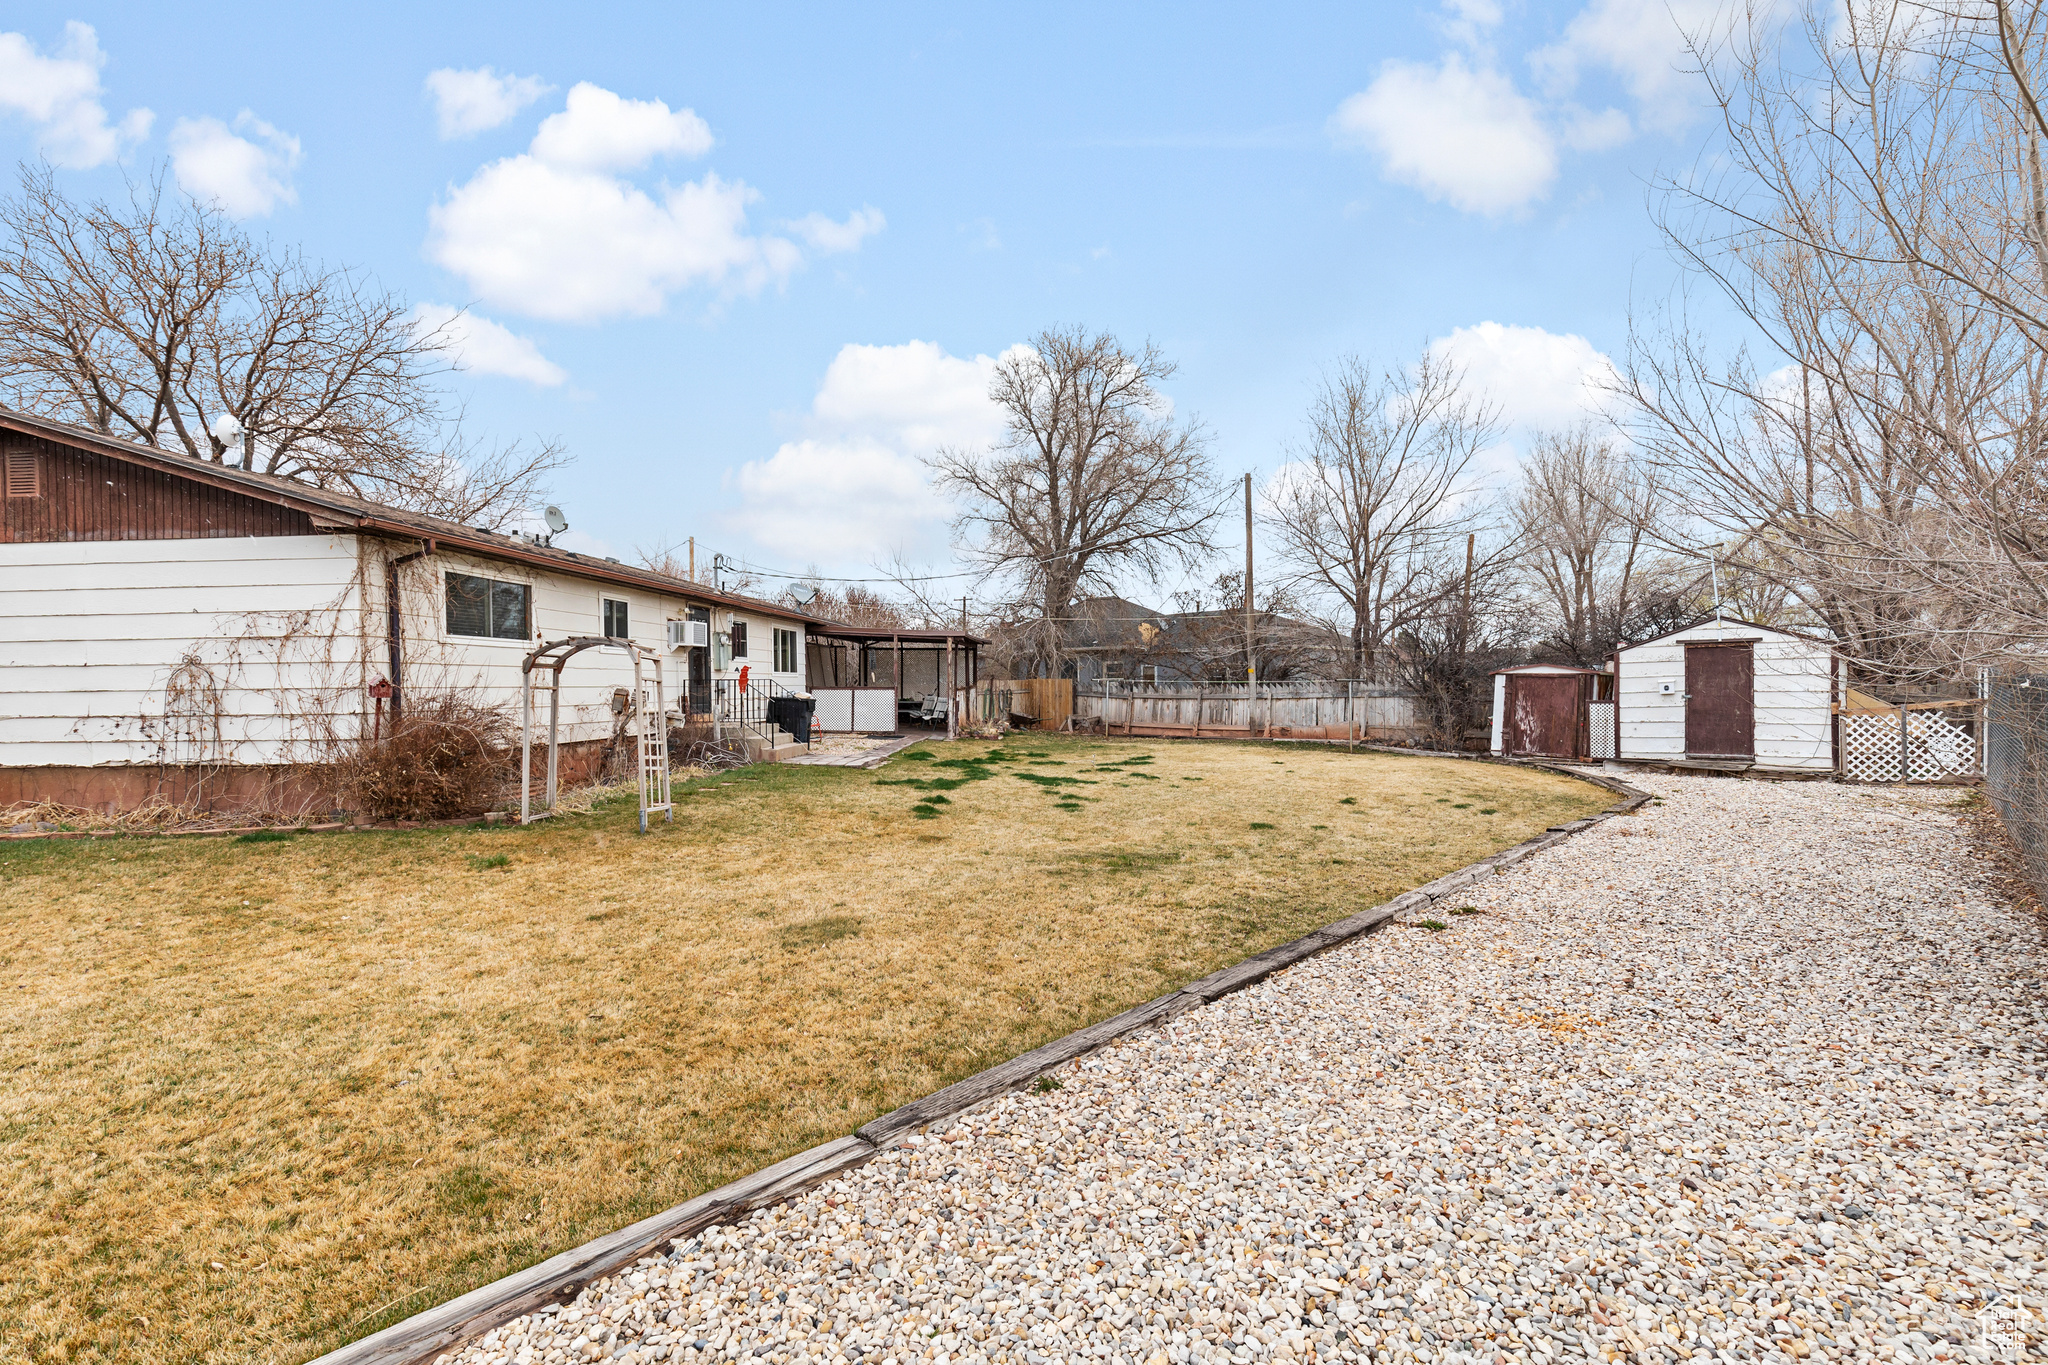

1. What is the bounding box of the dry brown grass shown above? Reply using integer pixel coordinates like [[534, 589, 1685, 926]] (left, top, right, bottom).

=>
[[0, 738, 1607, 1363]]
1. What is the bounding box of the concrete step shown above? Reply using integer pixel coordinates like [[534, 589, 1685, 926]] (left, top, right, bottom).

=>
[[739, 726, 810, 763]]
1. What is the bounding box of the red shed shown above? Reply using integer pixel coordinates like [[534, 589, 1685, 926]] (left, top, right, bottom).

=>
[[1489, 664, 1614, 761]]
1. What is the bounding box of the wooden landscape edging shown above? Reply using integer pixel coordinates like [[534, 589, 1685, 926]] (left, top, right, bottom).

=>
[[309, 756, 1648, 1365]]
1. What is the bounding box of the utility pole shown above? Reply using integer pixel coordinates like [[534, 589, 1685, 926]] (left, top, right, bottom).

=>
[[1245, 472, 1257, 738], [1462, 531, 1476, 654], [961, 596, 969, 630], [688, 536, 696, 582]]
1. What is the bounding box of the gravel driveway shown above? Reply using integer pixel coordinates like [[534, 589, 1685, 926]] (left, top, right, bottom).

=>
[[447, 772, 2046, 1365]]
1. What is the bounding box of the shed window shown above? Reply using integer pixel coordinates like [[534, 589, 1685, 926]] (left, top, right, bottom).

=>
[[4, 450, 37, 499], [602, 597, 629, 639], [773, 627, 798, 673], [445, 572, 530, 639], [731, 621, 748, 658]]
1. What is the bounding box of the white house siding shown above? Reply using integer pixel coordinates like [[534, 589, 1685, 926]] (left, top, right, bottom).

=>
[[722, 609, 806, 693], [386, 551, 808, 748], [1617, 624, 1833, 770], [0, 535, 814, 775], [0, 535, 368, 767]]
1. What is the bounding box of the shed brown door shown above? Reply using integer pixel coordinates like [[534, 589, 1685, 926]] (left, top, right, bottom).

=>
[[1506, 674, 1581, 758], [1685, 643, 1754, 757]]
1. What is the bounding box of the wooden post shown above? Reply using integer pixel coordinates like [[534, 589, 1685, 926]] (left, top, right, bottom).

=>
[[946, 636, 957, 740], [547, 664, 562, 809], [1194, 685, 1203, 738], [1899, 704, 1911, 782], [1244, 473, 1257, 737]]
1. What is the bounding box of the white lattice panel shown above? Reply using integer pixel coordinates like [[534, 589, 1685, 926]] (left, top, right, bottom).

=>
[[1907, 710, 1977, 780], [1588, 702, 1616, 759], [1842, 714, 1902, 781], [1842, 711, 1978, 782]]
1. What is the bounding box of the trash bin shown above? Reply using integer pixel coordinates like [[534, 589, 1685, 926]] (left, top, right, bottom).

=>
[[767, 694, 815, 743]]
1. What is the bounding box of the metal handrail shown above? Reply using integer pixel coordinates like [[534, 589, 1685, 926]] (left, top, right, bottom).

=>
[[712, 676, 814, 752]]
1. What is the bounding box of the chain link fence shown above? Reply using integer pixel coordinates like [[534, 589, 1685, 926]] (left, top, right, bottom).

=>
[[1984, 678, 2048, 896]]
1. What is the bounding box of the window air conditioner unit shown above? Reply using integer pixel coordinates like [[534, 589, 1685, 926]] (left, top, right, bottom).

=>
[[666, 619, 709, 651]]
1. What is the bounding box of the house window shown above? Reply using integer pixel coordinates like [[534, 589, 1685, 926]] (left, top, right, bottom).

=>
[[773, 627, 798, 673], [602, 597, 629, 639], [1137, 664, 1158, 684], [1103, 660, 1125, 679], [731, 621, 748, 657], [445, 571, 529, 640], [4, 450, 37, 499]]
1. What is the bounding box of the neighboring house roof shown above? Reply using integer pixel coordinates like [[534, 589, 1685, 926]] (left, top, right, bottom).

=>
[[0, 407, 815, 625], [1060, 596, 1170, 651], [1618, 614, 1836, 650], [1058, 596, 1329, 651]]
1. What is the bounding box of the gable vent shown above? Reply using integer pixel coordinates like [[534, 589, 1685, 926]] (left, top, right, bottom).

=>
[[3, 450, 38, 499]]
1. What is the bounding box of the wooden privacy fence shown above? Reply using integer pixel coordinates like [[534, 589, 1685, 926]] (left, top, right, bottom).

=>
[[975, 678, 1074, 730], [1076, 681, 1426, 741]]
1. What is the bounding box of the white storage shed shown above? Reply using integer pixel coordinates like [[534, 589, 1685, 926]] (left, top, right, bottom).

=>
[[1613, 616, 1837, 772]]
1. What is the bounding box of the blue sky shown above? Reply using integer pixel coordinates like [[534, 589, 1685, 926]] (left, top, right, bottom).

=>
[[1, 1, 1739, 596]]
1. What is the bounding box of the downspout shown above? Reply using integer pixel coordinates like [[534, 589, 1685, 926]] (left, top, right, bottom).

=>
[[386, 539, 435, 727]]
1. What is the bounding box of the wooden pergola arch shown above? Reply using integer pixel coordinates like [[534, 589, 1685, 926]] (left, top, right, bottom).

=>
[[520, 636, 674, 832]]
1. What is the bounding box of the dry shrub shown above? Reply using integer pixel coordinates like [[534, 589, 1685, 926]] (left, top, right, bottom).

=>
[[337, 694, 514, 820]]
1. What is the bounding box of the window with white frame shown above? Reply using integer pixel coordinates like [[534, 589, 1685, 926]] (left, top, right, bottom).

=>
[[773, 627, 798, 672], [602, 597, 629, 638], [445, 571, 529, 639]]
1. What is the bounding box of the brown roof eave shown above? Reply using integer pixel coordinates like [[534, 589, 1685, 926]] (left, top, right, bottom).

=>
[[0, 407, 818, 625]]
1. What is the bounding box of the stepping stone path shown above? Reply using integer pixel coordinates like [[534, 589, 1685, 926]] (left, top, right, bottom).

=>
[[444, 773, 2046, 1365]]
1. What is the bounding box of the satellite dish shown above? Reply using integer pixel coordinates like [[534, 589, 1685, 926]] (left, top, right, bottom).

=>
[[543, 505, 569, 534], [791, 585, 820, 607], [211, 412, 242, 443]]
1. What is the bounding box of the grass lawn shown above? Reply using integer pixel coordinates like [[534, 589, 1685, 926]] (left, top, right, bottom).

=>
[[0, 737, 1607, 1362]]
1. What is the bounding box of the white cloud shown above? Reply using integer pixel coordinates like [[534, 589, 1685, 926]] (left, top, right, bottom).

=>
[[169, 111, 300, 217], [784, 206, 886, 254], [424, 66, 552, 139], [1531, 0, 1755, 132], [1428, 321, 1618, 431], [413, 303, 566, 386], [726, 340, 1017, 562], [0, 22, 150, 167], [1437, 0, 1505, 46], [1330, 55, 1557, 215], [427, 82, 878, 322], [1560, 105, 1634, 151], [529, 82, 712, 170]]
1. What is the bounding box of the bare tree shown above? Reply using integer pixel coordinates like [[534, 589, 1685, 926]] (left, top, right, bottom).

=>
[[1623, 0, 2048, 677], [1397, 544, 1538, 748], [1512, 424, 1671, 664], [0, 165, 565, 527], [929, 326, 1220, 676], [794, 582, 910, 630], [1165, 571, 1335, 681], [1262, 352, 1499, 681]]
